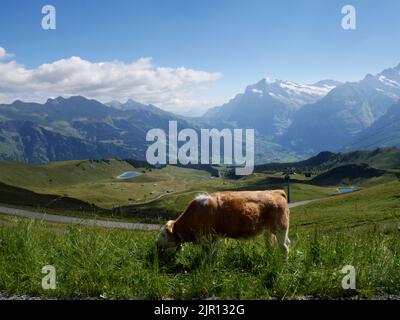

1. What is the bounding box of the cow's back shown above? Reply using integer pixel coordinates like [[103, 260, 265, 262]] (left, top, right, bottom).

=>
[[214, 190, 288, 237], [173, 190, 289, 241]]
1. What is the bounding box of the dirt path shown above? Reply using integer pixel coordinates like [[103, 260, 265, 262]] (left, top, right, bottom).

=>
[[288, 199, 316, 208], [0, 206, 160, 230]]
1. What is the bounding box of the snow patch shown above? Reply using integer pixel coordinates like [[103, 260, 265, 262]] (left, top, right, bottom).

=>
[[378, 75, 400, 88], [251, 88, 263, 95]]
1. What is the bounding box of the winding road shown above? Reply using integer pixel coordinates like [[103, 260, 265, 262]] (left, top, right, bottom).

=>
[[0, 199, 318, 231]]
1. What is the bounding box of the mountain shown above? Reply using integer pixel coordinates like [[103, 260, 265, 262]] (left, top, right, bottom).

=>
[[198, 78, 340, 163], [0, 120, 132, 163], [105, 99, 166, 115], [1, 63, 400, 165], [203, 78, 338, 138], [345, 100, 400, 150], [311, 79, 343, 88], [0, 96, 189, 163], [281, 64, 400, 154], [105, 99, 146, 110], [0, 95, 299, 164], [105, 100, 124, 109]]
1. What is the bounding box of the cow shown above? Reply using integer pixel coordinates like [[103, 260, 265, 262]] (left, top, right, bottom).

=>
[[157, 189, 291, 257]]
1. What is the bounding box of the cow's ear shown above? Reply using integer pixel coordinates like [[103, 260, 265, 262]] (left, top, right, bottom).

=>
[[166, 220, 175, 234]]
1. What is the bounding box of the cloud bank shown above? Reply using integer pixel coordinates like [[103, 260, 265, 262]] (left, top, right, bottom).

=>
[[0, 48, 222, 113]]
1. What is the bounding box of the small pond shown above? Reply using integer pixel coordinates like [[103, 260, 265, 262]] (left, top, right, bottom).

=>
[[337, 187, 358, 194], [116, 171, 142, 180]]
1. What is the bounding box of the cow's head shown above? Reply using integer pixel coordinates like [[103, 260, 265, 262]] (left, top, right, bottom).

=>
[[157, 220, 177, 250]]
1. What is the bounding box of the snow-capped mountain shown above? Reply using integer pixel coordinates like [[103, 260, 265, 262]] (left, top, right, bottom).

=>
[[2, 63, 400, 164], [203, 78, 339, 137], [281, 63, 400, 154], [359, 63, 400, 99], [245, 78, 339, 110]]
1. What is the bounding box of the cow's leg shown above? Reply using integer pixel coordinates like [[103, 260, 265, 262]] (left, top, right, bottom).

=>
[[263, 228, 277, 247], [275, 227, 290, 259]]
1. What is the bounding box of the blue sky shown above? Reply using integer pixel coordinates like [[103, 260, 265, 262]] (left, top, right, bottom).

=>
[[0, 0, 400, 114]]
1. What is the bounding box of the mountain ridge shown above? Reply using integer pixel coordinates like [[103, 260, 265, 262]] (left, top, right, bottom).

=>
[[280, 63, 400, 154], [1, 63, 400, 164]]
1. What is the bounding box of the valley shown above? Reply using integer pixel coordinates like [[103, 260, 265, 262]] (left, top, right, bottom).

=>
[[0, 141, 399, 300], [0, 147, 398, 224]]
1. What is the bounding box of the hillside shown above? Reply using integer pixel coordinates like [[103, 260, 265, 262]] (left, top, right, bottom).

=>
[[0, 181, 97, 211], [0, 159, 218, 210], [291, 179, 400, 231], [310, 163, 387, 186], [0, 158, 136, 189], [255, 147, 400, 172], [346, 101, 400, 150]]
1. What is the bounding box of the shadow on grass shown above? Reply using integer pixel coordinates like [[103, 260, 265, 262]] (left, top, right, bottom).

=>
[[145, 238, 223, 274], [144, 236, 289, 280]]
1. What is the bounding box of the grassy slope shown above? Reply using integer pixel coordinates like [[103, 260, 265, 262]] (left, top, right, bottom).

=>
[[0, 159, 212, 209], [0, 180, 399, 299], [291, 180, 400, 232], [0, 159, 134, 188]]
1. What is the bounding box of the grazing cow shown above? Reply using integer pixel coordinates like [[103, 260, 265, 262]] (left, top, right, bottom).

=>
[[157, 190, 290, 256]]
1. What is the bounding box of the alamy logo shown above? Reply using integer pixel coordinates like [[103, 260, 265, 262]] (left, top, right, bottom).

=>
[[340, 265, 356, 289], [41, 265, 56, 290], [42, 5, 56, 30], [341, 5, 356, 30], [146, 121, 254, 175]]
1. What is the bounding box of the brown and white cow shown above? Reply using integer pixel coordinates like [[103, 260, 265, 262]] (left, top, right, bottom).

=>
[[157, 190, 291, 256]]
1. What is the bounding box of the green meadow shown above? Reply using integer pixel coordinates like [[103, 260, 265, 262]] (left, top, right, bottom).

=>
[[0, 180, 399, 299]]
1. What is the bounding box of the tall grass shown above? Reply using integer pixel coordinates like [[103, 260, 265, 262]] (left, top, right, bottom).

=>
[[0, 217, 399, 299]]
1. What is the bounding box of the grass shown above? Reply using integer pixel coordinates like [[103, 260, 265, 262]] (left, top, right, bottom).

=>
[[0, 218, 398, 299], [291, 180, 400, 232], [0, 180, 399, 299]]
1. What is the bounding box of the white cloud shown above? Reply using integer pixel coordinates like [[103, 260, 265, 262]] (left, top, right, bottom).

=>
[[0, 47, 15, 60], [0, 51, 222, 112]]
